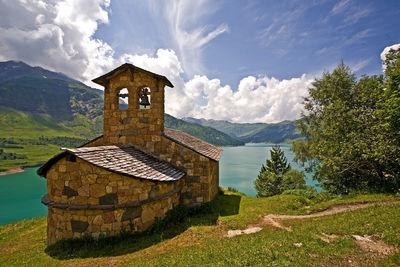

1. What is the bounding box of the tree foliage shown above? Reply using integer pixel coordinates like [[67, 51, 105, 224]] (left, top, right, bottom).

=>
[[293, 49, 400, 194], [254, 145, 305, 197]]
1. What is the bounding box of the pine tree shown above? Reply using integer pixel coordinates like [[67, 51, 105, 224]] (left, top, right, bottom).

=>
[[254, 145, 304, 197]]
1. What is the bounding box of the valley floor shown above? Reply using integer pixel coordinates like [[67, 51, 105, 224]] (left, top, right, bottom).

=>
[[1, 192, 400, 266]]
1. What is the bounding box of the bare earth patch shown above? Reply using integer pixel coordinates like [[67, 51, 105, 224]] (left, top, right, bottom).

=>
[[352, 234, 397, 255], [225, 200, 400, 237], [263, 201, 400, 232], [224, 200, 400, 266], [225, 226, 263, 238]]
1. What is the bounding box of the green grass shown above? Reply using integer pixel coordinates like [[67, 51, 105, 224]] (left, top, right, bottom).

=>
[[0, 108, 100, 171], [1, 192, 399, 266], [0, 144, 61, 170]]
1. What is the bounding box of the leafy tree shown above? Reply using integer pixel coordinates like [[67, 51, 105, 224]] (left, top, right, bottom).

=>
[[254, 145, 305, 197], [293, 52, 400, 194], [382, 47, 400, 146]]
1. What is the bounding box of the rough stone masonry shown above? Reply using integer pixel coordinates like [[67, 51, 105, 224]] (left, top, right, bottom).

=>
[[38, 64, 222, 245]]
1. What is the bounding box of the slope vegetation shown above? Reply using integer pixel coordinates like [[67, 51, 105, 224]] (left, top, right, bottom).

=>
[[183, 117, 301, 143], [0, 192, 399, 266], [0, 60, 243, 170]]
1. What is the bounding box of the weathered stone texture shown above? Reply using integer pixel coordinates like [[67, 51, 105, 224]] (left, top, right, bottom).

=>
[[44, 65, 220, 245], [46, 189, 180, 244]]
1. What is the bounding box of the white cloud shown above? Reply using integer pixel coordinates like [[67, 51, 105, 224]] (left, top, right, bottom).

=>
[[344, 29, 373, 45], [175, 73, 313, 123], [326, 0, 371, 25], [350, 58, 372, 72], [0, 0, 311, 123], [0, 0, 113, 86], [147, 0, 229, 76], [331, 0, 351, 15], [380, 43, 400, 70]]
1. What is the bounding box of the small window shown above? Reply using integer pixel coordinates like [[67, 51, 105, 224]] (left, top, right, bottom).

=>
[[139, 87, 151, 110], [118, 88, 129, 110]]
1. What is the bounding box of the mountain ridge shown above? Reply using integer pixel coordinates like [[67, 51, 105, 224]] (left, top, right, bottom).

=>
[[182, 117, 301, 143], [0, 60, 242, 144]]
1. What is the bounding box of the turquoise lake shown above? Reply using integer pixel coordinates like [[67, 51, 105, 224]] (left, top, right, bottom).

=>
[[0, 144, 317, 225]]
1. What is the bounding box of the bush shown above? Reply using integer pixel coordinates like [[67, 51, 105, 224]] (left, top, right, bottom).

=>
[[227, 187, 239, 193], [282, 187, 335, 202]]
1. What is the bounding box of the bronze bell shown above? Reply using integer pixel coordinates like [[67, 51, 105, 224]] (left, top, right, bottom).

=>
[[139, 88, 150, 107]]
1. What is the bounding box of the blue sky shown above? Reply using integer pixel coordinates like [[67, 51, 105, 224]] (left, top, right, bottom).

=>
[[95, 0, 400, 85], [0, 0, 399, 122]]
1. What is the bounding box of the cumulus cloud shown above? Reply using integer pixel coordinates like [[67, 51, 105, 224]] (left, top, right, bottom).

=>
[[0, 0, 311, 123], [180, 74, 313, 123], [0, 0, 114, 86], [380, 43, 400, 70]]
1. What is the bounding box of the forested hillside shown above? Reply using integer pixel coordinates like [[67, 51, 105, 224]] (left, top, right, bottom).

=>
[[0, 61, 244, 170], [183, 117, 301, 143]]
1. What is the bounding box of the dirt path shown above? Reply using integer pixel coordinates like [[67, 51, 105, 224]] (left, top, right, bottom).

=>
[[226, 200, 400, 237]]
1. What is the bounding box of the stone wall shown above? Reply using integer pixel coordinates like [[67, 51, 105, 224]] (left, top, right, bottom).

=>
[[158, 136, 217, 206], [102, 69, 165, 147], [45, 157, 182, 245], [208, 160, 219, 200], [78, 133, 218, 206]]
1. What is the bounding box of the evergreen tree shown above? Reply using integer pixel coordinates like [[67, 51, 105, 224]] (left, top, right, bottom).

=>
[[254, 145, 305, 197]]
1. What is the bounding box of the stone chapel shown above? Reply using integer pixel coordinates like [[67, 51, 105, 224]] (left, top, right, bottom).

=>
[[37, 63, 222, 245]]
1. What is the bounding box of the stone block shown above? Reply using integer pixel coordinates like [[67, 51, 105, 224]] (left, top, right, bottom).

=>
[[59, 165, 67, 172], [181, 191, 192, 199], [100, 223, 112, 232], [121, 207, 142, 221], [149, 185, 159, 198], [122, 118, 131, 124], [97, 178, 109, 184], [103, 211, 115, 223], [71, 220, 89, 233], [120, 130, 137, 136], [77, 184, 89, 197], [99, 193, 118, 205], [74, 196, 87, 205], [139, 193, 148, 201], [184, 163, 194, 169], [62, 186, 78, 198], [139, 117, 149, 123], [88, 197, 98, 205], [90, 184, 105, 198], [106, 185, 112, 194], [186, 176, 200, 183]]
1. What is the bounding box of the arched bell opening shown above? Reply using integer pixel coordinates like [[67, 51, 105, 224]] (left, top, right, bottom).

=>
[[139, 87, 151, 110], [118, 88, 129, 110]]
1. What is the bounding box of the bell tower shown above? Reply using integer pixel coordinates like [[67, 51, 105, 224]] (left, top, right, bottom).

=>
[[92, 64, 174, 152]]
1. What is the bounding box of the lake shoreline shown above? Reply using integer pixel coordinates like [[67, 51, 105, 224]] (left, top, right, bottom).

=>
[[0, 167, 24, 176], [0, 163, 43, 176]]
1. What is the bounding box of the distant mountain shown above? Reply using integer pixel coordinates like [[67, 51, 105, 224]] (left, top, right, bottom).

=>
[[0, 60, 241, 146], [182, 117, 301, 143], [165, 114, 244, 146], [0, 60, 102, 95], [0, 61, 103, 123]]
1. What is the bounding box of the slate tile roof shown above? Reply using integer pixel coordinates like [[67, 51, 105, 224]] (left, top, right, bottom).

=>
[[38, 145, 185, 182], [163, 128, 223, 161]]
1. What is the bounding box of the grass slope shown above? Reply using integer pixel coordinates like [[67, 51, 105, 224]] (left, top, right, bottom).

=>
[[1, 192, 399, 266], [0, 109, 240, 171], [0, 108, 94, 170]]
